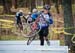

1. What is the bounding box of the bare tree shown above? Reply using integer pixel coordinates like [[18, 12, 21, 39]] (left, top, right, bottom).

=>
[[30, 0, 36, 12], [2, 0, 11, 14], [12, 0, 17, 9], [62, 0, 74, 48]]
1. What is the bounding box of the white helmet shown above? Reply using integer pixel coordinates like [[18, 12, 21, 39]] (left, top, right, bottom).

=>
[[28, 12, 31, 15], [32, 8, 38, 13], [19, 10, 23, 12]]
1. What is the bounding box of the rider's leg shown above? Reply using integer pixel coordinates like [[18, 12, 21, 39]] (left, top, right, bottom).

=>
[[45, 36, 50, 46], [16, 20, 20, 31], [44, 27, 50, 46], [39, 35, 44, 46], [19, 22, 23, 31], [39, 29, 44, 46], [18, 22, 23, 34]]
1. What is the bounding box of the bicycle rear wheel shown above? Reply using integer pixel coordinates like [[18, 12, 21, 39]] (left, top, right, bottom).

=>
[[27, 35, 36, 45], [12, 23, 30, 36], [12, 22, 41, 38], [12, 23, 21, 36], [22, 22, 41, 38], [26, 23, 41, 45], [22, 23, 33, 37]]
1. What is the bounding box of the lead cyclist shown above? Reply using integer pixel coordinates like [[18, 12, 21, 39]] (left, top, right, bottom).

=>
[[34, 4, 53, 46]]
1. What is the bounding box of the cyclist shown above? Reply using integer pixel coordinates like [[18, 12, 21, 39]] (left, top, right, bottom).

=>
[[27, 12, 32, 24], [37, 4, 53, 46], [15, 10, 26, 32], [30, 8, 39, 30], [31, 8, 38, 22]]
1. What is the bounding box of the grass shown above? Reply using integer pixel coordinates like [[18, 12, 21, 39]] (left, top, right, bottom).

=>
[[0, 35, 28, 40]]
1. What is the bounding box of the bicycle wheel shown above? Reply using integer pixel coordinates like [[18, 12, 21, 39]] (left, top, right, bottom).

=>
[[26, 23, 41, 45], [11, 23, 21, 36], [22, 22, 41, 38], [27, 33, 39, 45], [11, 23, 33, 37], [12, 22, 41, 38], [22, 23, 33, 37], [27, 35, 36, 45]]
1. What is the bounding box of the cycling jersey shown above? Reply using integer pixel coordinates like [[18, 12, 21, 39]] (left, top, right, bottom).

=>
[[15, 12, 23, 24], [27, 15, 32, 23], [31, 12, 38, 21], [38, 13, 53, 29]]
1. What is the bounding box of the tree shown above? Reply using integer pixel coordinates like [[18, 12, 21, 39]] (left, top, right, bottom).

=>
[[53, 0, 60, 14], [43, 0, 51, 5], [30, 0, 36, 12], [12, 0, 17, 9], [55, 0, 60, 14], [2, 0, 11, 14], [62, 0, 74, 48]]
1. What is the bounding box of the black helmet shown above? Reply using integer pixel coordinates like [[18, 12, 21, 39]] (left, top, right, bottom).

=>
[[43, 4, 50, 10]]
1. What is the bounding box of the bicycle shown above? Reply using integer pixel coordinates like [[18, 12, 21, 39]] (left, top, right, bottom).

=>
[[12, 17, 41, 45]]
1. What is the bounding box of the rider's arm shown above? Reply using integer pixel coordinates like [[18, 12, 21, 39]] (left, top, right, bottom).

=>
[[34, 16, 40, 24], [22, 15, 27, 21], [48, 16, 53, 24], [20, 12, 27, 22]]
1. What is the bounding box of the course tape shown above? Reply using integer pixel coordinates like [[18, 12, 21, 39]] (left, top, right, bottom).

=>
[[0, 19, 75, 43], [51, 27, 75, 43]]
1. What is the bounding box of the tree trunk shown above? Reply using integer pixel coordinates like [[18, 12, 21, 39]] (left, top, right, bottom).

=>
[[2, 0, 7, 13], [30, 0, 36, 12], [43, 0, 51, 5], [12, 0, 17, 9], [55, 0, 60, 14], [2, 0, 11, 14], [62, 0, 74, 48]]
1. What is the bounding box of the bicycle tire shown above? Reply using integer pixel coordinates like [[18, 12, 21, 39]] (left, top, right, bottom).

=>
[[27, 35, 36, 45], [12, 23, 29, 36], [11, 23, 20, 35], [12, 22, 41, 38], [22, 22, 41, 38]]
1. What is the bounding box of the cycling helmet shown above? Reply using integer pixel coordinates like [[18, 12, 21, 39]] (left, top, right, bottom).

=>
[[43, 4, 50, 10], [32, 8, 38, 13], [28, 12, 31, 15], [19, 10, 23, 13]]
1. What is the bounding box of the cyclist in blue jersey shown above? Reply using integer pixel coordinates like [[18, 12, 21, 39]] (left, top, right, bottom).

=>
[[31, 8, 38, 22], [37, 5, 53, 46]]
